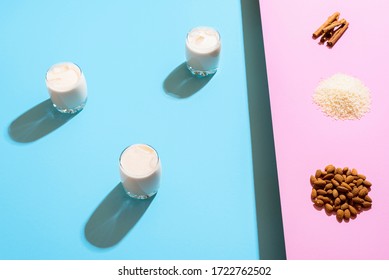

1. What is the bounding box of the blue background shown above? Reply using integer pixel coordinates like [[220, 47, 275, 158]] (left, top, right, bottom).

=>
[[0, 0, 285, 259]]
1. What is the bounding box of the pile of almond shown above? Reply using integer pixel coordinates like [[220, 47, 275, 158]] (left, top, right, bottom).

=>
[[310, 165, 372, 222]]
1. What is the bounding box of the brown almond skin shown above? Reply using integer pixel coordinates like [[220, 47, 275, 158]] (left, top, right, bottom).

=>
[[341, 182, 352, 191], [314, 178, 326, 188], [344, 209, 351, 219], [335, 167, 343, 175], [325, 203, 333, 212], [358, 174, 367, 180], [364, 195, 372, 202], [331, 179, 340, 187], [315, 199, 324, 207], [345, 175, 354, 184], [352, 187, 360, 196], [332, 189, 339, 198], [363, 180, 372, 187], [325, 165, 335, 173], [311, 189, 317, 200], [351, 168, 358, 176], [317, 189, 327, 195], [346, 192, 354, 199], [310, 175, 318, 186], [359, 188, 368, 197], [339, 194, 347, 201], [341, 203, 349, 210], [349, 205, 358, 216], [315, 169, 322, 178], [356, 178, 364, 186], [352, 197, 364, 204], [362, 202, 372, 208], [327, 189, 333, 195], [324, 183, 333, 190], [334, 174, 344, 183], [336, 209, 344, 220], [343, 167, 349, 173], [334, 197, 341, 206], [323, 173, 334, 180], [337, 186, 349, 193]]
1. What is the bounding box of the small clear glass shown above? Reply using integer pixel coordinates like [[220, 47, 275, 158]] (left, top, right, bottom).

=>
[[185, 26, 221, 77], [45, 62, 87, 114], [119, 144, 161, 199]]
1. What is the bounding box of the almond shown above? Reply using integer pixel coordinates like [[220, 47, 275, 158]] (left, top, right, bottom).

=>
[[311, 189, 317, 200], [325, 203, 333, 212], [325, 165, 335, 173], [356, 178, 364, 186], [324, 183, 333, 190], [310, 175, 317, 186], [314, 178, 326, 188], [358, 174, 366, 180], [351, 187, 360, 196], [335, 167, 343, 175], [341, 203, 349, 210], [349, 205, 358, 216], [362, 201, 372, 208], [323, 173, 335, 180], [358, 188, 368, 197], [336, 209, 344, 220], [317, 189, 327, 195], [337, 186, 349, 193], [352, 197, 364, 204], [344, 209, 351, 219], [334, 174, 344, 183], [315, 199, 324, 207], [363, 180, 372, 187], [341, 182, 352, 191], [345, 176, 354, 184]]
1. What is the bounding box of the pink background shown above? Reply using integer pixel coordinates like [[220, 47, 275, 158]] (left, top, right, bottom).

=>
[[259, 0, 389, 259]]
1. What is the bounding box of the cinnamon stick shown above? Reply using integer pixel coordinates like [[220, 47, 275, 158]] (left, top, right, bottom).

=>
[[322, 18, 347, 34], [312, 12, 340, 39], [327, 21, 349, 47], [320, 29, 334, 43]]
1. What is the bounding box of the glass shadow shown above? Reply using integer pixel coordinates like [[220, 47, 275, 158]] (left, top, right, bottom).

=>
[[163, 62, 213, 98], [8, 99, 77, 143], [241, 0, 286, 259], [84, 183, 155, 248]]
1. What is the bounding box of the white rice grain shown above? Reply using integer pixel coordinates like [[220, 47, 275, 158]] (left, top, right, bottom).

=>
[[313, 73, 371, 120]]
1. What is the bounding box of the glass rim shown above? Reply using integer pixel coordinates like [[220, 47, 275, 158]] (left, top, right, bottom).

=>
[[119, 143, 160, 178], [45, 62, 84, 91], [186, 26, 221, 51]]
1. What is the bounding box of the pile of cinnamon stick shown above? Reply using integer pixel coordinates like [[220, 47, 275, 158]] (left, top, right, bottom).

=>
[[312, 12, 349, 47]]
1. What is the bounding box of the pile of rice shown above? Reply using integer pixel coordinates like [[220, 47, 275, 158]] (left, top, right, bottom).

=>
[[313, 73, 371, 120]]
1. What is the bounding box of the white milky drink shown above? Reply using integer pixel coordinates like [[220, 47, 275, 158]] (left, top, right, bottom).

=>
[[185, 26, 221, 77], [46, 62, 87, 114], [119, 144, 161, 199]]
